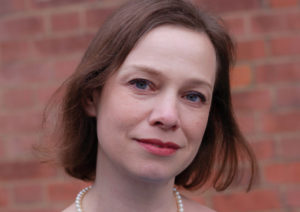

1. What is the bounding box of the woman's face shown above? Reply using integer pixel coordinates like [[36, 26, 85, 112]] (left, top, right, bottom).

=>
[[86, 25, 217, 183]]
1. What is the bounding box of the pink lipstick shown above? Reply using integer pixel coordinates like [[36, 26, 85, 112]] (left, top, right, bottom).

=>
[[136, 138, 180, 156]]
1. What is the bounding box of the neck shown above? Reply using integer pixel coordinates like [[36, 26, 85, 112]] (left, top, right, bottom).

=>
[[82, 151, 178, 212]]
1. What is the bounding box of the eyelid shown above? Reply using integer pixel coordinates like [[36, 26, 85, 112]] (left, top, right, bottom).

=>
[[193, 91, 206, 102], [128, 78, 151, 85], [182, 91, 207, 104], [128, 78, 155, 91], [127, 77, 209, 104]]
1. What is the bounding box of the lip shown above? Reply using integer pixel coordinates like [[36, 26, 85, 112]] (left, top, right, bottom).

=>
[[135, 138, 180, 156]]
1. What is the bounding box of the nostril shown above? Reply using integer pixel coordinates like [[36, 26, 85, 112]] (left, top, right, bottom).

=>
[[152, 119, 179, 131], [154, 121, 162, 126], [148, 99, 180, 130]]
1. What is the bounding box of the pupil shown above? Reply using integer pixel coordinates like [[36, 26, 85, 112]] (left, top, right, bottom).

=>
[[188, 94, 198, 102], [137, 81, 147, 89]]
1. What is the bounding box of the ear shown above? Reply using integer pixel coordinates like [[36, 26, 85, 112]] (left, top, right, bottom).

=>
[[82, 91, 99, 117]]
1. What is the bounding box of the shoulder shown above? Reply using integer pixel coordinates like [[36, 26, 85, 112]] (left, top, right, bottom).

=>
[[62, 203, 76, 212], [182, 196, 216, 212]]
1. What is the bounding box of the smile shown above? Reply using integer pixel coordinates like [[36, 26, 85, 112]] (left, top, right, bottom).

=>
[[135, 138, 180, 156]]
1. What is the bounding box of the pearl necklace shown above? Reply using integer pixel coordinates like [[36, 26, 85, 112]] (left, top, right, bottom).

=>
[[75, 186, 184, 212]]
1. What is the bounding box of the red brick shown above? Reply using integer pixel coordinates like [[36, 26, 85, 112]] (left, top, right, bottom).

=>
[[275, 85, 300, 108], [251, 139, 275, 160], [0, 137, 5, 159], [2, 88, 36, 110], [0, 16, 44, 40], [286, 188, 300, 207], [213, 189, 281, 212], [35, 85, 60, 108], [48, 182, 89, 202], [194, 0, 260, 13], [85, 8, 115, 28], [0, 61, 54, 84], [5, 135, 38, 159], [269, 0, 298, 8], [51, 12, 80, 32], [264, 162, 300, 183], [271, 35, 300, 56], [0, 161, 57, 181], [13, 185, 43, 204], [232, 89, 272, 111], [230, 65, 252, 89], [53, 58, 79, 80], [0, 0, 26, 15], [29, 0, 94, 9], [278, 137, 300, 160], [261, 110, 300, 133], [286, 12, 300, 30], [223, 17, 245, 36], [34, 34, 93, 57], [251, 11, 300, 33], [0, 113, 42, 134], [255, 61, 300, 84], [0, 187, 9, 207], [250, 13, 288, 34], [235, 112, 256, 135], [237, 40, 266, 60], [6, 209, 59, 212], [0, 40, 35, 63]]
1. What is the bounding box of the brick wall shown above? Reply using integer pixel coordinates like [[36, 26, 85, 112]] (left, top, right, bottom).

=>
[[0, 0, 299, 211]]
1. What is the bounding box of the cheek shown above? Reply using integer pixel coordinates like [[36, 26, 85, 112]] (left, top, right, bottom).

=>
[[181, 108, 210, 144], [98, 92, 148, 133]]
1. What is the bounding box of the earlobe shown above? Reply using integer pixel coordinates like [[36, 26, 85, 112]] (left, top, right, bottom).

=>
[[82, 92, 99, 117]]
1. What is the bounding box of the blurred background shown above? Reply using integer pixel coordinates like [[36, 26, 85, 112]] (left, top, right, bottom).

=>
[[0, 0, 299, 211]]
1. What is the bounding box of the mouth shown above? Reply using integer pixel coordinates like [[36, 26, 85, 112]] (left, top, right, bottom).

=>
[[135, 138, 180, 156]]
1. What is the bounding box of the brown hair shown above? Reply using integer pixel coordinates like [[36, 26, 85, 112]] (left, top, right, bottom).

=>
[[45, 0, 256, 191]]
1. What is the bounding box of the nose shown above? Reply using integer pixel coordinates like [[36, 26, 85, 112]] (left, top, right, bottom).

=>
[[148, 94, 180, 131]]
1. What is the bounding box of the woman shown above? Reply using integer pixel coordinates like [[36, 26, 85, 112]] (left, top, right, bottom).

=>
[[44, 0, 256, 211]]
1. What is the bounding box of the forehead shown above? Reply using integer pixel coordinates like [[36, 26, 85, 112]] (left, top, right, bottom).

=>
[[118, 25, 217, 85]]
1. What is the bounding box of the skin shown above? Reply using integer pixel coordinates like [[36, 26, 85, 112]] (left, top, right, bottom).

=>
[[64, 25, 217, 212]]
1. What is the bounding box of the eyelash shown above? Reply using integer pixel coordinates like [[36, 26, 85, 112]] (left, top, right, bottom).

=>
[[128, 78, 154, 91], [128, 78, 207, 104], [183, 91, 206, 104]]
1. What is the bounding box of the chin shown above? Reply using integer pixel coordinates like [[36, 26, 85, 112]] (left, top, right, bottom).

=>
[[133, 173, 175, 185], [128, 163, 181, 184]]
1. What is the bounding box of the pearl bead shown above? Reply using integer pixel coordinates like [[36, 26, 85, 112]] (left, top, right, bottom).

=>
[[75, 186, 184, 212]]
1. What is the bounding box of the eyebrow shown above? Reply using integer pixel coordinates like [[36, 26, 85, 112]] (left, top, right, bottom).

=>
[[130, 65, 165, 78], [127, 64, 213, 91]]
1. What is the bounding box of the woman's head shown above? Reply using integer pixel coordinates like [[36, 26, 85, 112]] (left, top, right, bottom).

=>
[[84, 24, 217, 185], [50, 0, 256, 191]]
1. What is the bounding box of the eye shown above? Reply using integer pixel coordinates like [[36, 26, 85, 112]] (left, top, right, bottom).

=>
[[128, 78, 154, 90], [183, 92, 206, 104]]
